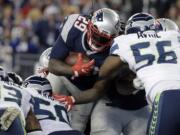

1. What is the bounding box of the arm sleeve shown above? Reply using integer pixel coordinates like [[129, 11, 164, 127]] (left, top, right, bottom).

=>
[[50, 14, 79, 60], [50, 34, 69, 60], [110, 40, 127, 63]]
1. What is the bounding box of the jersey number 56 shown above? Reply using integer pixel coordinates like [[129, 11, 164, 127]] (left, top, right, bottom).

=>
[[131, 41, 177, 70]]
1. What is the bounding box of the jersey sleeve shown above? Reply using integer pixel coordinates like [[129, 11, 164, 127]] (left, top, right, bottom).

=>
[[110, 39, 127, 63], [50, 35, 69, 60], [50, 14, 80, 60]]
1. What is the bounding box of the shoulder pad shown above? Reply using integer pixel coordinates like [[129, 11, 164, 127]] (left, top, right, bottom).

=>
[[61, 14, 79, 42]]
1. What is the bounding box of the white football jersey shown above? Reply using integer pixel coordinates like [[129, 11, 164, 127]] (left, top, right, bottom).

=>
[[0, 81, 32, 124], [25, 88, 72, 134], [111, 30, 180, 103]]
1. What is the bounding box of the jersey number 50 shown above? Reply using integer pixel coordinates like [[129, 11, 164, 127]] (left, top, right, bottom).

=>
[[131, 41, 177, 70]]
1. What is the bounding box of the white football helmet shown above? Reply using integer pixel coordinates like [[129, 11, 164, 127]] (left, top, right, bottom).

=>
[[87, 8, 124, 52], [156, 18, 179, 31], [39, 47, 52, 68], [36, 47, 52, 77], [23, 75, 52, 96], [125, 12, 156, 34]]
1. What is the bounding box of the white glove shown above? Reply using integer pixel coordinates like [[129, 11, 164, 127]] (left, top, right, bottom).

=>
[[133, 77, 144, 90], [0, 107, 21, 131]]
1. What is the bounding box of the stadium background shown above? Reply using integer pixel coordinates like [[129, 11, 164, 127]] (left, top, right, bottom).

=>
[[0, 0, 178, 79]]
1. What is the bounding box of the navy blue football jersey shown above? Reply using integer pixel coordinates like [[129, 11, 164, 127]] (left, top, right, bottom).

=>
[[50, 14, 109, 90]]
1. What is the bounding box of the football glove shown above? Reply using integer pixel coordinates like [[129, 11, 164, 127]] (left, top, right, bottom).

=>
[[72, 53, 95, 77], [0, 107, 21, 131], [53, 94, 75, 111]]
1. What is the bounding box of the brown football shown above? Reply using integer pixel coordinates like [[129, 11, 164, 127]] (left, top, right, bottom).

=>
[[65, 52, 90, 66]]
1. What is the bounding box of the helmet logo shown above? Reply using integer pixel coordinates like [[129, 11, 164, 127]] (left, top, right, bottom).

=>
[[95, 12, 103, 21]]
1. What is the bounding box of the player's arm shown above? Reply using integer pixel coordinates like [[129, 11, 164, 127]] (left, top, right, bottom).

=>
[[49, 59, 74, 76], [74, 55, 123, 104], [48, 15, 94, 77], [48, 30, 74, 76], [25, 108, 42, 135], [54, 55, 123, 105], [49, 53, 95, 77]]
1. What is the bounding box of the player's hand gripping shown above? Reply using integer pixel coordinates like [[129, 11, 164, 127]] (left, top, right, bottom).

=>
[[72, 53, 95, 77], [53, 94, 75, 111]]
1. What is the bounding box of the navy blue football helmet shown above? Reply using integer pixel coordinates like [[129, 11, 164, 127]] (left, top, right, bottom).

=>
[[125, 12, 156, 34]]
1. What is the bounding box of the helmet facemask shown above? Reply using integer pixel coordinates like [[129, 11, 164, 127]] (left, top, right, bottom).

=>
[[87, 21, 115, 52]]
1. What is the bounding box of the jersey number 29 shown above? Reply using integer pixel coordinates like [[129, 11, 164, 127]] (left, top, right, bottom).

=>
[[74, 16, 88, 31]]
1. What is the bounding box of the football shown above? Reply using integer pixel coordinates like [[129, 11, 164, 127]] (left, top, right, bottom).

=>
[[65, 52, 91, 66]]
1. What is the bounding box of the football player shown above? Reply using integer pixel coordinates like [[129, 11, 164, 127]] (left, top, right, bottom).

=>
[[55, 13, 180, 135], [48, 8, 124, 132], [23, 75, 84, 135], [0, 67, 42, 135]]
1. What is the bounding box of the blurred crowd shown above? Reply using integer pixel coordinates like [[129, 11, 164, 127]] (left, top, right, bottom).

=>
[[0, 0, 179, 73]]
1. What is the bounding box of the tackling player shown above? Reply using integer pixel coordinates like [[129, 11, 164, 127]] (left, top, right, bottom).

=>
[[0, 67, 42, 135], [23, 75, 84, 135]]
